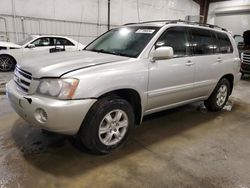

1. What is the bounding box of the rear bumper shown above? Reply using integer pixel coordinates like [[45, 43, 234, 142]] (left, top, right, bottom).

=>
[[6, 79, 96, 135]]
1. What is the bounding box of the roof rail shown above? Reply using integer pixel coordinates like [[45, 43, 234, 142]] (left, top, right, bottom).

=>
[[167, 20, 228, 31], [123, 20, 173, 25], [123, 19, 228, 32]]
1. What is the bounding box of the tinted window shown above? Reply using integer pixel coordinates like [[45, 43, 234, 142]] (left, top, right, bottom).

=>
[[55, 38, 74, 46], [216, 32, 233, 53], [190, 28, 215, 55], [211, 31, 220, 53], [31, 37, 54, 47], [156, 27, 189, 57]]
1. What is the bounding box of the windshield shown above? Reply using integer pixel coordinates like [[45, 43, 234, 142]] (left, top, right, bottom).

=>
[[17, 36, 34, 46], [85, 26, 159, 58]]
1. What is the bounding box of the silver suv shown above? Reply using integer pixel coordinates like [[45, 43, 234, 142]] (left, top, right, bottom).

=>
[[6, 20, 241, 154]]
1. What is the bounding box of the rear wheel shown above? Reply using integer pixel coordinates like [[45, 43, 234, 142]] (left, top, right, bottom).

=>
[[204, 78, 231, 112], [0, 55, 15, 72], [78, 96, 134, 154]]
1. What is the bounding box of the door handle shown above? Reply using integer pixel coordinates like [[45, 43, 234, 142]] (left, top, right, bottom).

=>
[[186, 60, 194, 66], [217, 57, 222, 62]]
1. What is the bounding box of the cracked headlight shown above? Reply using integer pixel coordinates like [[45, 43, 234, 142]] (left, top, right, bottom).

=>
[[37, 78, 79, 99]]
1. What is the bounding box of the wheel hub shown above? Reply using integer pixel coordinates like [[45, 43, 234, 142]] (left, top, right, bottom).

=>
[[0, 56, 12, 71], [98, 109, 128, 146], [216, 84, 228, 107]]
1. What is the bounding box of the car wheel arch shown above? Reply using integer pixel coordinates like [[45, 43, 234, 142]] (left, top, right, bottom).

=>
[[220, 74, 234, 95], [96, 88, 143, 126]]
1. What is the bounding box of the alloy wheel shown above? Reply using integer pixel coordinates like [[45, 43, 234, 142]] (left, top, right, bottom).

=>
[[216, 84, 228, 107], [0, 56, 13, 71], [98, 109, 129, 146]]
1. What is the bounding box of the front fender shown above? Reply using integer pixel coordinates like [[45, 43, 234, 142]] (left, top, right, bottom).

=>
[[62, 59, 149, 111]]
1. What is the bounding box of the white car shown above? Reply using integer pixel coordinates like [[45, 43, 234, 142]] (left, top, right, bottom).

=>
[[0, 35, 85, 71]]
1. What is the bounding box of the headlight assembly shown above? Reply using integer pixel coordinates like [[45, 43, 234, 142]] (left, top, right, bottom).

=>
[[37, 78, 79, 99]]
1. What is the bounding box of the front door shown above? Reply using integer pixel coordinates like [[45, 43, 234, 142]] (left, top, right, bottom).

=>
[[147, 26, 195, 112], [23, 37, 55, 57]]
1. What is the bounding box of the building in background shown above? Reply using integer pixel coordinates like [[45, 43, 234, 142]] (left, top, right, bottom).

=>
[[0, 0, 199, 44], [207, 0, 250, 36]]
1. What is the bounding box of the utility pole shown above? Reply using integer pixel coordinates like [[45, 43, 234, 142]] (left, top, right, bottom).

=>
[[108, 0, 111, 30]]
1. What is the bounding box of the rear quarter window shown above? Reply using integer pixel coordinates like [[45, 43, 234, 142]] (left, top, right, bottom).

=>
[[216, 32, 233, 54], [55, 38, 74, 46]]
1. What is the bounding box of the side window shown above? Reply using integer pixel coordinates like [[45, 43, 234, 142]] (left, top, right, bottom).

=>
[[31, 37, 54, 47], [190, 28, 214, 55], [156, 27, 189, 57], [55, 38, 74, 46], [216, 32, 233, 53]]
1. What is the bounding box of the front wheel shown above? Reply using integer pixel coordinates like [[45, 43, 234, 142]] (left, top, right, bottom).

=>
[[0, 55, 15, 72], [78, 97, 134, 154], [204, 78, 231, 112]]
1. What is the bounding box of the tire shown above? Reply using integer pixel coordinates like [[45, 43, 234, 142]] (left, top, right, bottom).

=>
[[78, 96, 134, 154], [204, 78, 231, 112], [0, 55, 15, 72]]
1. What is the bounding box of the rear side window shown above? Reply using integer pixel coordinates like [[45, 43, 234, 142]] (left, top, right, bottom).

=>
[[55, 38, 74, 46], [216, 32, 233, 53], [190, 28, 215, 55], [156, 27, 190, 57]]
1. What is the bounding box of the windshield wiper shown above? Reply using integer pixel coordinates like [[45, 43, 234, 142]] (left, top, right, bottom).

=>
[[91, 49, 117, 55], [88, 49, 130, 57]]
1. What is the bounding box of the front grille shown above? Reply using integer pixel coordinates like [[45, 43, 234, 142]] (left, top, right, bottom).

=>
[[14, 66, 32, 93], [243, 52, 250, 64]]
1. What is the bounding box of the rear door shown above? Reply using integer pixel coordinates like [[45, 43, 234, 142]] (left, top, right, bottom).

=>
[[54, 37, 77, 51], [216, 32, 235, 76], [188, 28, 222, 98]]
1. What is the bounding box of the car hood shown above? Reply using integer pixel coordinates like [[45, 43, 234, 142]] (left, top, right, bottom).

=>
[[0, 41, 21, 49], [18, 50, 130, 78]]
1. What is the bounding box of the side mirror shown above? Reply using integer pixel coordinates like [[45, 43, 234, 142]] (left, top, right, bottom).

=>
[[27, 44, 35, 48], [153, 46, 173, 61]]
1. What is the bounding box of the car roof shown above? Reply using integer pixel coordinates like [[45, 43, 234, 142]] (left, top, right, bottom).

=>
[[31, 35, 73, 39]]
